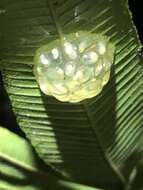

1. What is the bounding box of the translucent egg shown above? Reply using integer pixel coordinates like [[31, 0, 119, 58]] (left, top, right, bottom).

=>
[[64, 42, 78, 59], [40, 54, 50, 66], [96, 42, 106, 55], [56, 67, 65, 79], [82, 51, 98, 64], [73, 70, 84, 81], [51, 48, 59, 59], [65, 62, 75, 77]]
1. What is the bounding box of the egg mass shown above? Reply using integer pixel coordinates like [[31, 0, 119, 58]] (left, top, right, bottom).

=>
[[33, 32, 115, 103]]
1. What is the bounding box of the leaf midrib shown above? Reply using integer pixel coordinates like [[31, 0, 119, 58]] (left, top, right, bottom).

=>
[[82, 102, 126, 186]]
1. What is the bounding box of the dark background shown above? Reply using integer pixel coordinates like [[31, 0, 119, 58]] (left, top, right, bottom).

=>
[[0, 0, 142, 136]]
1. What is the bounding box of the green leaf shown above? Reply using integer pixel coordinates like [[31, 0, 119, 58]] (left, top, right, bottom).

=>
[[0, 0, 142, 189], [0, 127, 40, 190], [0, 127, 54, 190], [0, 127, 38, 171], [57, 180, 104, 190], [0, 127, 108, 190]]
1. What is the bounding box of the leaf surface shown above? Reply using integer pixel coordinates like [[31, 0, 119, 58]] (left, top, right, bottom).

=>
[[0, 127, 46, 190], [0, 127, 106, 190]]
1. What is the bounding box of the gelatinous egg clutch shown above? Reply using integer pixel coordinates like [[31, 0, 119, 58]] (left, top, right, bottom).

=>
[[33, 32, 115, 103]]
